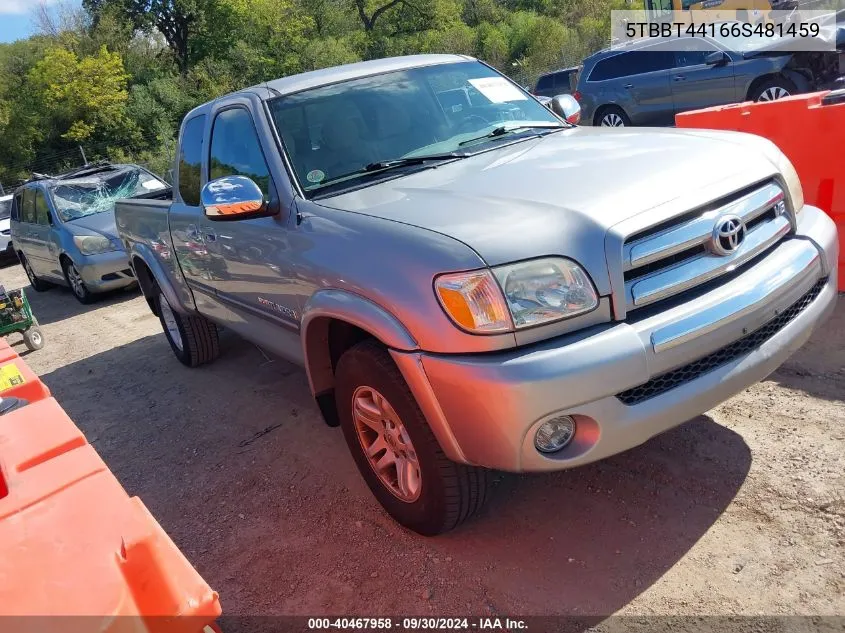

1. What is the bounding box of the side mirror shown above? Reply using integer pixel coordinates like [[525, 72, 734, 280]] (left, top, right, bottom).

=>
[[201, 175, 274, 220], [705, 51, 729, 66], [550, 94, 581, 125]]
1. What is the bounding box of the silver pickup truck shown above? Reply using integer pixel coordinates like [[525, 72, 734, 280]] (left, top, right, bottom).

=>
[[116, 54, 839, 535]]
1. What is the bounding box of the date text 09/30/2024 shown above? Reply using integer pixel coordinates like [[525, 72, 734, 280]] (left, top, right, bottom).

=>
[[307, 618, 529, 630]]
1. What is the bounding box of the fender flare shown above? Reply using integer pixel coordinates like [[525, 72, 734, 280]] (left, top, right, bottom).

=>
[[300, 289, 417, 396], [129, 243, 197, 314]]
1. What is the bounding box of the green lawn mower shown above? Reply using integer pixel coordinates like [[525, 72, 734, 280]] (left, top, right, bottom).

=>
[[0, 286, 44, 351]]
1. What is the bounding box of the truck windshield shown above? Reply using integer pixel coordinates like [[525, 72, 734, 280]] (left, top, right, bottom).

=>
[[50, 166, 167, 222], [268, 60, 561, 194]]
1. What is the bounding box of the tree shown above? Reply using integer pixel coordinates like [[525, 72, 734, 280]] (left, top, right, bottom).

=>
[[82, 0, 230, 72], [28, 45, 130, 142]]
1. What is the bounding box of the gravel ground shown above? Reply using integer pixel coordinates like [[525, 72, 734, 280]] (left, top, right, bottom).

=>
[[1, 260, 843, 621]]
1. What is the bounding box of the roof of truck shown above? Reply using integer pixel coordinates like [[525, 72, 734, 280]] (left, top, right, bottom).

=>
[[261, 54, 473, 98]]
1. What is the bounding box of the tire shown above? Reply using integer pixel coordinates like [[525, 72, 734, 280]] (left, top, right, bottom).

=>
[[750, 77, 797, 103], [62, 258, 95, 304], [19, 254, 51, 292], [23, 326, 44, 351], [335, 340, 490, 535], [596, 105, 630, 127], [156, 290, 220, 367]]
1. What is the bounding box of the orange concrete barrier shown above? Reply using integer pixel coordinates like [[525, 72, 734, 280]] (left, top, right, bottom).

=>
[[676, 90, 845, 292], [0, 364, 221, 630]]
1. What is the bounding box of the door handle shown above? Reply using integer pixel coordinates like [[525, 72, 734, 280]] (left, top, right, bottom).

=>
[[623, 83, 634, 89], [673, 75, 686, 81]]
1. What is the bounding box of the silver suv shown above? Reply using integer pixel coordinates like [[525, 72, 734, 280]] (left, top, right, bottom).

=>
[[576, 31, 841, 127]]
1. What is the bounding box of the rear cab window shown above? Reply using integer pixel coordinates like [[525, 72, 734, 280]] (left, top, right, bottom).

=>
[[178, 115, 207, 206]]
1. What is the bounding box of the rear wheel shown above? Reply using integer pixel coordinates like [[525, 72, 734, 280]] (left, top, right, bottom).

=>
[[156, 290, 219, 367], [335, 340, 490, 535], [20, 255, 51, 292], [597, 105, 629, 127], [62, 258, 95, 304]]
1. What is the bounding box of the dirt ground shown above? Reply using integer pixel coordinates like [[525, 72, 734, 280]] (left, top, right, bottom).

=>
[[1, 260, 843, 621]]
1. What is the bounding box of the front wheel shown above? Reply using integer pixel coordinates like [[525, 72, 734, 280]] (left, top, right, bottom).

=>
[[751, 77, 796, 102], [62, 258, 95, 304], [156, 290, 219, 367], [335, 340, 490, 535], [23, 326, 44, 351]]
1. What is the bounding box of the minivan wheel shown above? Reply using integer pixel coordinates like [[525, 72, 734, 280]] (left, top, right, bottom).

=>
[[62, 259, 95, 304], [751, 77, 796, 102], [20, 255, 51, 292], [156, 290, 220, 367], [335, 340, 490, 535], [597, 106, 629, 127]]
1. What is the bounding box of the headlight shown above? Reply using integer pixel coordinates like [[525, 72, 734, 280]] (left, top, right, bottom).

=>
[[73, 234, 118, 255], [493, 257, 598, 328], [435, 257, 599, 334]]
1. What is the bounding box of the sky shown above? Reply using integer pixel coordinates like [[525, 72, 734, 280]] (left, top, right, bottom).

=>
[[0, 0, 81, 44]]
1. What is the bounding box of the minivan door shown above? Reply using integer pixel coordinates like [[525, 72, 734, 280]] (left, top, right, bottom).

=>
[[12, 188, 44, 274], [30, 187, 63, 280]]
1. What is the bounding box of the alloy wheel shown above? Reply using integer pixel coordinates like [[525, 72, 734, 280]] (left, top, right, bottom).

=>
[[352, 385, 422, 503], [66, 263, 86, 298], [158, 293, 184, 352], [601, 112, 625, 127], [757, 87, 790, 102]]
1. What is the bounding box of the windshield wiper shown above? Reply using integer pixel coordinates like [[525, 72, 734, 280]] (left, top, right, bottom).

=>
[[458, 123, 565, 147], [364, 152, 464, 172]]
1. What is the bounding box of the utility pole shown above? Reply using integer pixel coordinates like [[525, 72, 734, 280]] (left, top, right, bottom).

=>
[[79, 145, 88, 166]]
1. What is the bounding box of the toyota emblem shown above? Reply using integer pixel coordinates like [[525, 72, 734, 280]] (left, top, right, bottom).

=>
[[710, 214, 746, 256]]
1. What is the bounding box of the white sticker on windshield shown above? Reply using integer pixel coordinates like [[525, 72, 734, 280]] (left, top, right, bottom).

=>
[[468, 77, 527, 103]]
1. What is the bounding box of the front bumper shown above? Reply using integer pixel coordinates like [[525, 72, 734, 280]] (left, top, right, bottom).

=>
[[392, 206, 839, 472], [76, 249, 136, 292]]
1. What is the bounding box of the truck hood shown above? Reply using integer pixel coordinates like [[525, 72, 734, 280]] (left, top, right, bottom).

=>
[[317, 126, 783, 287]]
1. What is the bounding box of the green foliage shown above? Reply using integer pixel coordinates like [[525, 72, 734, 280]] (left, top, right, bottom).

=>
[[1, 0, 632, 189]]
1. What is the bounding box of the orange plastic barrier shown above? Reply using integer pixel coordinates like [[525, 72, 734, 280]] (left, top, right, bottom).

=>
[[676, 90, 845, 291], [0, 365, 221, 630], [0, 355, 50, 403], [0, 337, 17, 363]]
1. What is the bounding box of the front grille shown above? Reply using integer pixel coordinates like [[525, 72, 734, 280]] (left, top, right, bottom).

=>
[[622, 181, 790, 314], [616, 278, 826, 406]]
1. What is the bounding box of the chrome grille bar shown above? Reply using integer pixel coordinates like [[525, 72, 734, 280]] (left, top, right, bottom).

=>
[[624, 182, 785, 272], [622, 181, 792, 312]]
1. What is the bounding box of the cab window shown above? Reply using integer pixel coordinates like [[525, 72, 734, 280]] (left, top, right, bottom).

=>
[[208, 108, 272, 195], [34, 190, 51, 225]]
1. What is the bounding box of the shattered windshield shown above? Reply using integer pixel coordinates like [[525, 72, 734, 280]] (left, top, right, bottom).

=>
[[50, 167, 167, 222]]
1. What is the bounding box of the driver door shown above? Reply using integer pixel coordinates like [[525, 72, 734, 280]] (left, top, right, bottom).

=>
[[197, 104, 303, 363]]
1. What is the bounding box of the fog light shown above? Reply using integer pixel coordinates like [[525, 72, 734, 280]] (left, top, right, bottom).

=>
[[534, 416, 576, 454]]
